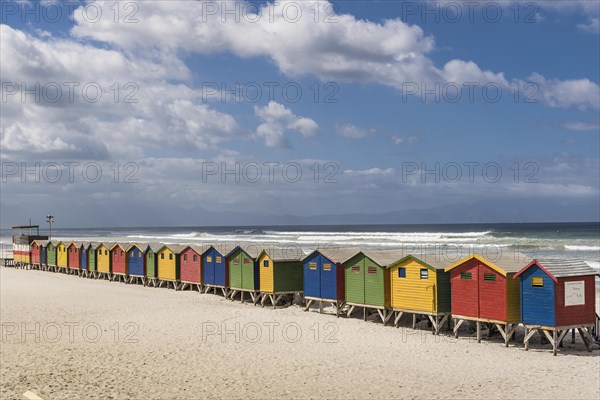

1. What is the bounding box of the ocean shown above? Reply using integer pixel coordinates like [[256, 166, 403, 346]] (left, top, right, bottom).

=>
[[2, 222, 599, 273]]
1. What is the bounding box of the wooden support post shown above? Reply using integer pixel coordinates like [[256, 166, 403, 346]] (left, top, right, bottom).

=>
[[363, 307, 367, 321], [552, 329, 558, 356], [571, 328, 576, 344], [578, 327, 594, 352], [412, 314, 416, 329], [347, 305, 355, 318], [476, 321, 481, 343], [454, 319, 464, 338], [319, 300, 324, 314], [394, 311, 404, 328]]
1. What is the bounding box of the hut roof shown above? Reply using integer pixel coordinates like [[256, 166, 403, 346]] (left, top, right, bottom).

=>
[[30, 240, 45, 246], [144, 242, 163, 253], [361, 249, 407, 267], [69, 241, 83, 248], [109, 243, 126, 251], [444, 253, 531, 276], [260, 247, 305, 262], [514, 258, 599, 281], [126, 243, 147, 252], [225, 245, 262, 259], [389, 253, 451, 270], [305, 247, 362, 264], [99, 242, 115, 250], [185, 244, 211, 255], [158, 244, 187, 254]]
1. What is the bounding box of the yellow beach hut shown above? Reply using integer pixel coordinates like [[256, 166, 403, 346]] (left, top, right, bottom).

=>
[[96, 242, 114, 280], [157, 244, 186, 290], [388, 253, 452, 334], [56, 241, 68, 271]]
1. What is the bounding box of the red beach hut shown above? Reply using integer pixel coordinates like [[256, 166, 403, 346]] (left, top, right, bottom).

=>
[[180, 245, 206, 291], [444, 253, 530, 346], [67, 242, 81, 275], [110, 243, 128, 282]]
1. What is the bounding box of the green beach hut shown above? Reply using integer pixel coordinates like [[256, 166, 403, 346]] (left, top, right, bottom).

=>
[[344, 249, 403, 325]]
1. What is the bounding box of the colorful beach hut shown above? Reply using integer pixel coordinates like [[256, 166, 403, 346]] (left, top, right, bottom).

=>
[[96, 242, 113, 279], [444, 253, 528, 345], [180, 245, 206, 291], [157, 244, 186, 289], [46, 241, 57, 272], [87, 243, 99, 278], [79, 243, 89, 277], [302, 248, 359, 316], [226, 245, 261, 304], [343, 250, 400, 325], [202, 245, 230, 296], [388, 253, 452, 334], [67, 242, 81, 275], [30, 240, 43, 269], [126, 243, 146, 284], [145, 243, 161, 287], [258, 247, 305, 308], [513, 258, 598, 355], [110, 243, 128, 282], [56, 241, 68, 272]]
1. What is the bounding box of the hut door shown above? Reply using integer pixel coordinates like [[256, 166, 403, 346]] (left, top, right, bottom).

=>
[[204, 252, 216, 285], [478, 263, 505, 321], [41, 248, 46, 264], [80, 250, 86, 269], [320, 255, 336, 300], [305, 255, 321, 298], [214, 253, 226, 286]]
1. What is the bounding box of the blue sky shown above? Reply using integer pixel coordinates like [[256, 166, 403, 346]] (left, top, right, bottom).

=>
[[1, 0, 599, 227]]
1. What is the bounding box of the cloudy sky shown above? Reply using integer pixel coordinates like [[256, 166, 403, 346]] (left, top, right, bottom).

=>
[[1, 0, 599, 227]]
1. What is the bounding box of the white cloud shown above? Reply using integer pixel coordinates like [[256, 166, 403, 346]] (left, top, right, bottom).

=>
[[67, 1, 599, 110], [528, 73, 600, 110], [392, 135, 420, 144], [578, 18, 600, 33], [254, 101, 320, 147], [344, 168, 395, 176], [564, 122, 600, 132], [0, 24, 243, 159], [335, 123, 375, 138]]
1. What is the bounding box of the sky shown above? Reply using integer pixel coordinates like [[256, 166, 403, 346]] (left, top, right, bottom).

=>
[[1, 0, 599, 227]]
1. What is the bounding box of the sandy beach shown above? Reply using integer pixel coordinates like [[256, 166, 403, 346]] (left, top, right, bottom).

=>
[[1, 267, 598, 400]]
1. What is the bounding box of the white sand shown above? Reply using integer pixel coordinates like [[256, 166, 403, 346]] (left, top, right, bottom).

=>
[[1, 267, 599, 400]]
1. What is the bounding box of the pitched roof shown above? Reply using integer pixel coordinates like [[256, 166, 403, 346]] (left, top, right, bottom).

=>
[[361, 249, 407, 267], [514, 258, 598, 280], [225, 245, 262, 259], [389, 253, 450, 270], [260, 247, 305, 262], [444, 253, 531, 276], [157, 244, 187, 254], [305, 247, 362, 264]]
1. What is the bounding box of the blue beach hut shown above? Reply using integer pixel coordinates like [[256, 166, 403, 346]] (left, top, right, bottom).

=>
[[302, 248, 359, 316], [202, 245, 229, 296], [127, 243, 146, 284]]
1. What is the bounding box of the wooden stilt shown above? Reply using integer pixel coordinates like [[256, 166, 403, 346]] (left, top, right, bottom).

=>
[[476, 321, 481, 343], [412, 314, 416, 329], [394, 311, 404, 328]]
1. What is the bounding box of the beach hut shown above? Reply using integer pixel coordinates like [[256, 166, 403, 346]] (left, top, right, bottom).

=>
[[180, 245, 206, 291], [388, 253, 452, 334], [126, 243, 146, 285], [79, 243, 89, 277], [56, 241, 68, 272], [67, 242, 81, 275], [39, 241, 48, 271], [46, 241, 57, 272], [513, 258, 598, 355], [444, 253, 528, 345], [145, 243, 161, 287], [157, 244, 186, 289], [302, 248, 359, 316], [30, 240, 42, 269], [258, 247, 305, 308], [96, 243, 113, 279], [87, 243, 99, 278], [343, 250, 400, 325], [202, 245, 231, 296], [226, 245, 261, 304], [110, 243, 128, 282]]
